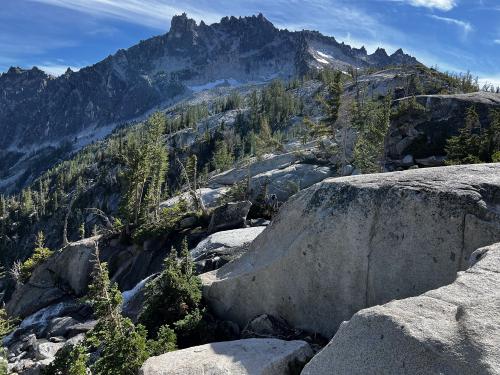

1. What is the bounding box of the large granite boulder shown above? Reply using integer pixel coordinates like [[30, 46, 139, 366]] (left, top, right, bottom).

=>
[[248, 163, 333, 202], [208, 152, 303, 187], [159, 187, 229, 210], [139, 338, 313, 375], [207, 151, 333, 203], [6, 237, 99, 318], [302, 242, 500, 375], [191, 227, 266, 272], [202, 164, 500, 337]]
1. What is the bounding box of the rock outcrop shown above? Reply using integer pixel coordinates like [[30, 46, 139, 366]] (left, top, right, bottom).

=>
[[202, 164, 500, 337], [139, 338, 313, 375], [387, 92, 500, 163], [191, 227, 266, 272], [302, 242, 500, 375], [208, 201, 252, 233], [208, 152, 334, 203], [6, 237, 99, 318]]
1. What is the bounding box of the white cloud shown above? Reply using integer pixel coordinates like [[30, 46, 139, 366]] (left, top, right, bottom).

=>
[[478, 76, 500, 89], [29, 0, 223, 29], [429, 15, 472, 34], [402, 0, 456, 11]]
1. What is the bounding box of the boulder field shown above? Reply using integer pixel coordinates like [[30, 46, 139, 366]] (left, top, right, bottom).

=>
[[201, 164, 500, 338]]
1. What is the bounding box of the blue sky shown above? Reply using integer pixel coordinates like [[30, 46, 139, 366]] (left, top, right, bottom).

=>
[[1, 0, 499, 86]]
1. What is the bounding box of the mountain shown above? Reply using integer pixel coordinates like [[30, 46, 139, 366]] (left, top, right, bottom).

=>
[[0, 13, 419, 193]]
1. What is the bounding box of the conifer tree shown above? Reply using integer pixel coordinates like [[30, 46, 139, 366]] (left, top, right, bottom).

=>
[[123, 112, 168, 225], [352, 94, 392, 173], [319, 70, 343, 135], [407, 74, 423, 96], [86, 242, 150, 375], [79, 223, 86, 240], [0, 267, 15, 375], [445, 106, 482, 164], [140, 244, 201, 338], [0, 196, 5, 219], [485, 109, 500, 159], [212, 140, 234, 172], [143, 113, 169, 222], [21, 188, 34, 216]]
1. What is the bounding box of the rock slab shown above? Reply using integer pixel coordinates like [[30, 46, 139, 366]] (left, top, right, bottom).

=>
[[192, 227, 266, 272], [202, 164, 500, 337], [302, 242, 500, 375], [6, 237, 98, 318], [140, 338, 313, 375]]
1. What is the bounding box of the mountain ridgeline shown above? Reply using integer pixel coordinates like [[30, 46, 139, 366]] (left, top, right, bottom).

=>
[[0, 13, 418, 192]]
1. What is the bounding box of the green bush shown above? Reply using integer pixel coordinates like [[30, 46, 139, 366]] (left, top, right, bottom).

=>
[[20, 231, 53, 283], [42, 344, 87, 375], [147, 324, 177, 356], [132, 199, 191, 243], [139, 240, 202, 339]]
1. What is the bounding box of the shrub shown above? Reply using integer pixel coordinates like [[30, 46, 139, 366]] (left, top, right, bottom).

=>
[[20, 231, 53, 283], [42, 344, 87, 375], [147, 324, 177, 356], [139, 240, 202, 338]]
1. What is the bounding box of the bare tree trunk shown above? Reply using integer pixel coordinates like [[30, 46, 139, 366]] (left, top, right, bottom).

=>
[[176, 156, 208, 216], [62, 194, 76, 247]]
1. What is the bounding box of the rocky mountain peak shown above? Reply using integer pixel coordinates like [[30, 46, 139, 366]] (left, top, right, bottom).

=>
[[170, 13, 198, 35], [392, 48, 404, 56], [373, 47, 389, 57]]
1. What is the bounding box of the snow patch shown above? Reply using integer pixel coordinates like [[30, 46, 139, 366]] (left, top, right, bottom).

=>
[[315, 57, 330, 65], [317, 51, 333, 60], [122, 274, 156, 309]]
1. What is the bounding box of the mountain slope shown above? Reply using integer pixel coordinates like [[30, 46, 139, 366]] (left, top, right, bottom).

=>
[[0, 13, 419, 193]]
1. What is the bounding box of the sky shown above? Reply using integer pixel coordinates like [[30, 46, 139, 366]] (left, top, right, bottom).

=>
[[1, 0, 499, 87]]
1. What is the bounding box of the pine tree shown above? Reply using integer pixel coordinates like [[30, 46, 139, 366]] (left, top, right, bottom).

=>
[[143, 113, 169, 222], [319, 71, 343, 135], [79, 223, 86, 240], [21, 188, 34, 216], [212, 140, 234, 172], [140, 245, 202, 338], [445, 106, 482, 165], [0, 269, 16, 375], [123, 112, 168, 225], [352, 94, 392, 173], [86, 242, 150, 375], [407, 74, 423, 96], [0, 196, 5, 219], [486, 109, 500, 159]]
